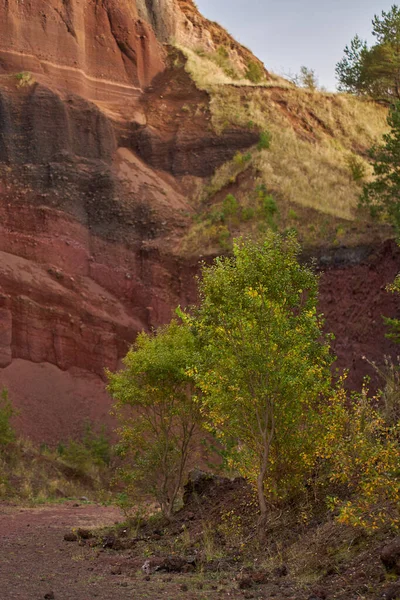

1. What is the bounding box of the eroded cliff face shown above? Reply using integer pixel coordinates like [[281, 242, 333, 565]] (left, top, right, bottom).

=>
[[0, 0, 165, 93], [0, 0, 263, 441], [0, 0, 399, 443], [137, 0, 266, 75]]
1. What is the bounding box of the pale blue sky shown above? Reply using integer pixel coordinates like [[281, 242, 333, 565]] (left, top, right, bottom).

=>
[[196, 0, 396, 90]]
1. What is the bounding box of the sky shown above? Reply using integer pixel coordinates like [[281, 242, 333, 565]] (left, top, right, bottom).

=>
[[195, 0, 396, 90]]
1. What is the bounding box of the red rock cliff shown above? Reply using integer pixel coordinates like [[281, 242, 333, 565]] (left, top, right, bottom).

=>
[[0, 0, 165, 92], [0, 0, 262, 442]]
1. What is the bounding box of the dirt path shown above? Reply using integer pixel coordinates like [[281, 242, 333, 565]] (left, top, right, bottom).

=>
[[0, 502, 136, 600], [0, 502, 243, 600]]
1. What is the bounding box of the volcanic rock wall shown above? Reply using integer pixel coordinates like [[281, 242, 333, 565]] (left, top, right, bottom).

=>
[[0, 0, 165, 93], [0, 0, 263, 441], [136, 0, 267, 76]]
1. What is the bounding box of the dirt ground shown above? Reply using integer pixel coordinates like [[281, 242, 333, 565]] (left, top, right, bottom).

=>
[[0, 501, 250, 600], [1, 502, 131, 600], [1, 492, 397, 600]]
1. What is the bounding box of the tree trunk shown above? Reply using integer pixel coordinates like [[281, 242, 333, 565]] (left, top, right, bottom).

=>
[[164, 504, 173, 523], [256, 470, 268, 542], [256, 441, 270, 544]]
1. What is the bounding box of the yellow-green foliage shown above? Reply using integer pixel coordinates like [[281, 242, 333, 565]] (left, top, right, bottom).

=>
[[208, 87, 388, 220], [316, 380, 400, 532], [188, 234, 333, 521], [15, 72, 34, 87], [107, 321, 204, 519]]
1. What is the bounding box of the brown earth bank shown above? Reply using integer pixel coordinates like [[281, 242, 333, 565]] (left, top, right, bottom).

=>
[[317, 240, 400, 391]]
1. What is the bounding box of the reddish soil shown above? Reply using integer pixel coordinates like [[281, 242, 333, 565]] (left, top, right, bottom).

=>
[[0, 476, 397, 600], [0, 502, 245, 599], [319, 240, 400, 390], [0, 502, 136, 600]]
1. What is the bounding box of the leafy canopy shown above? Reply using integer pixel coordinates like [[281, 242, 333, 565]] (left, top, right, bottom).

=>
[[336, 5, 400, 101], [360, 101, 400, 231], [107, 321, 203, 519], [190, 233, 333, 523]]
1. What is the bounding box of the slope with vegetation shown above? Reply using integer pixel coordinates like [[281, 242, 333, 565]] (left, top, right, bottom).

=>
[[102, 233, 399, 600], [177, 49, 390, 255]]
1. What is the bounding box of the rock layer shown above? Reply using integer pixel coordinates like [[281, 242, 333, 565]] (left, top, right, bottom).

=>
[[0, 0, 165, 95]]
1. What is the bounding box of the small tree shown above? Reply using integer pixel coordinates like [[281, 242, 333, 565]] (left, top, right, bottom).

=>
[[107, 321, 203, 520], [191, 234, 333, 538], [360, 101, 400, 231], [336, 35, 370, 95], [287, 66, 319, 91], [298, 66, 319, 91], [317, 380, 400, 532]]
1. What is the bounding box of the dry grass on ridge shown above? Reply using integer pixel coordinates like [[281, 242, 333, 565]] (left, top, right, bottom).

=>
[[209, 86, 388, 220], [174, 45, 391, 255], [177, 44, 290, 89]]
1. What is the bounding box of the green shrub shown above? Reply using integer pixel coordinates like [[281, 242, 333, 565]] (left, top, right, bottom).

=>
[[83, 423, 111, 466], [233, 151, 252, 166], [241, 206, 255, 221], [222, 194, 239, 219], [245, 61, 264, 83], [260, 194, 278, 218], [108, 322, 204, 519], [0, 389, 16, 449], [298, 66, 319, 91], [218, 225, 231, 250], [256, 184, 278, 229], [209, 208, 224, 224], [59, 423, 111, 474], [317, 379, 400, 532], [346, 153, 366, 182], [258, 131, 272, 150], [62, 440, 92, 474]]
